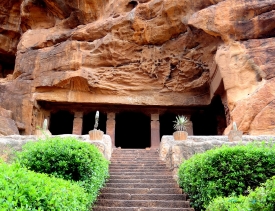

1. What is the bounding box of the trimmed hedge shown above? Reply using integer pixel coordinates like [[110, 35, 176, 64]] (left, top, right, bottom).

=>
[[16, 137, 109, 204], [0, 162, 90, 210], [206, 176, 275, 211], [178, 142, 275, 210]]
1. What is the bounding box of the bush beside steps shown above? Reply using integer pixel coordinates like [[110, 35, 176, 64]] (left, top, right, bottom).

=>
[[207, 176, 275, 211], [0, 162, 90, 210], [0, 136, 109, 210], [178, 142, 275, 210]]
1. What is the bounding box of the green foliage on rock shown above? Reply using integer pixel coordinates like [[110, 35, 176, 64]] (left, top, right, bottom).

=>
[[16, 137, 109, 204], [0, 161, 90, 210], [206, 176, 275, 211], [178, 142, 275, 210]]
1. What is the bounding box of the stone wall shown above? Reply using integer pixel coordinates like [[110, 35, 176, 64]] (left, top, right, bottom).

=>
[[0, 134, 112, 162], [160, 135, 275, 180]]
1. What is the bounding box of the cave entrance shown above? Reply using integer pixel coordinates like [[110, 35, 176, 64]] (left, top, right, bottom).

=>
[[115, 111, 151, 148], [159, 112, 177, 138], [191, 95, 227, 135], [82, 111, 107, 135], [0, 54, 15, 78], [49, 110, 74, 135]]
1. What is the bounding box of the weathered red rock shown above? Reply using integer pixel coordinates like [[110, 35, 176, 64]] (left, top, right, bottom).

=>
[[0, 107, 19, 136], [0, 0, 274, 135], [188, 0, 275, 41]]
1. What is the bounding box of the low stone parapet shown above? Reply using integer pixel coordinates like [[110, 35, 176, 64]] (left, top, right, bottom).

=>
[[0, 134, 113, 162], [160, 135, 275, 180]]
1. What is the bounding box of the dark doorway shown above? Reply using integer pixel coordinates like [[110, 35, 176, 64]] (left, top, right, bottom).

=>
[[49, 110, 74, 135], [115, 111, 151, 148], [191, 95, 227, 135], [82, 111, 107, 135], [160, 112, 177, 139], [0, 54, 15, 78]]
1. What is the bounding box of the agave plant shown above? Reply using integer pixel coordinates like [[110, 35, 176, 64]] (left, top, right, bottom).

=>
[[173, 115, 190, 131]]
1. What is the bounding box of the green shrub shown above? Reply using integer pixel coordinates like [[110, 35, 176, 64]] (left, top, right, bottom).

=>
[[206, 195, 246, 211], [206, 176, 275, 211], [178, 142, 275, 210], [0, 162, 90, 210], [16, 137, 109, 203]]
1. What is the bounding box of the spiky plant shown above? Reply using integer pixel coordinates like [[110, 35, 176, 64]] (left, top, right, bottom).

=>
[[173, 115, 190, 131]]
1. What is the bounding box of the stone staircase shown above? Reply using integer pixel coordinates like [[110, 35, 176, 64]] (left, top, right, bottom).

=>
[[93, 149, 194, 211]]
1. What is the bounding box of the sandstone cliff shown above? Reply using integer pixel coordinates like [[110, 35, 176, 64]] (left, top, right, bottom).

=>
[[0, 0, 274, 135]]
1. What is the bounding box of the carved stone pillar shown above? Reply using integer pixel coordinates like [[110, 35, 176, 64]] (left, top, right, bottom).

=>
[[106, 112, 115, 146], [151, 114, 160, 149], [73, 112, 83, 135], [186, 115, 193, 135]]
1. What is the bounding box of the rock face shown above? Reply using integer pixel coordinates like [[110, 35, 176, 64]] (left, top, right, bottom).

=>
[[0, 0, 274, 135], [0, 107, 19, 136]]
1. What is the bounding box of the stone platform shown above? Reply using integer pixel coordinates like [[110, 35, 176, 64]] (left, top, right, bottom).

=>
[[160, 135, 275, 180], [0, 134, 112, 161]]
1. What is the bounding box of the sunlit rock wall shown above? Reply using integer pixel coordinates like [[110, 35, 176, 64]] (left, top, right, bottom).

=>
[[0, 0, 274, 135]]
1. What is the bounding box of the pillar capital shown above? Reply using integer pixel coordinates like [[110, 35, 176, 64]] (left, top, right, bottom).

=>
[[151, 113, 159, 121], [74, 111, 83, 118], [107, 112, 115, 120]]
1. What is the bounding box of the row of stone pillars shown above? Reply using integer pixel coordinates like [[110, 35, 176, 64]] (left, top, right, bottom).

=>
[[71, 112, 164, 148], [43, 111, 193, 148]]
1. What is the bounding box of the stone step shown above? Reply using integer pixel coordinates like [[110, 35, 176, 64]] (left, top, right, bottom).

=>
[[109, 175, 173, 180], [112, 152, 159, 154], [110, 162, 166, 166], [95, 199, 190, 208], [111, 163, 164, 166], [111, 157, 160, 160], [100, 188, 183, 195], [112, 153, 159, 158], [93, 207, 194, 211], [110, 159, 162, 162], [94, 149, 193, 211], [109, 167, 169, 171], [112, 149, 158, 153], [112, 153, 159, 155], [110, 164, 166, 167], [109, 171, 172, 175], [111, 157, 159, 158], [105, 183, 179, 189], [107, 179, 175, 184], [109, 166, 167, 170], [109, 167, 171, 171], [111, 153, 159, 156], [98, 193, 187, 201], [110, 162, 166, 165]]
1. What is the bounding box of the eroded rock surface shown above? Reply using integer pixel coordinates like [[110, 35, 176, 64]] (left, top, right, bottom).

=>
[[0, 0, 274, 135], [0, 107, 19, 136]]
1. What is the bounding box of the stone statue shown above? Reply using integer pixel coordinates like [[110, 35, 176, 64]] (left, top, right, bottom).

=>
[[228, 121, 243, 142], [232, 121, 238, 131], [36, 118, 51, 138], [42, 119, 48, 130], [94, 111, 99, 129], [89, 111, 103, 140]]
